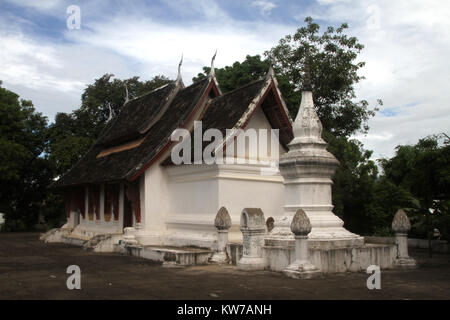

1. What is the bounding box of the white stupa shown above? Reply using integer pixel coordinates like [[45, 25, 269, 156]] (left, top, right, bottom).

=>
[[266, 53, 363, 249]]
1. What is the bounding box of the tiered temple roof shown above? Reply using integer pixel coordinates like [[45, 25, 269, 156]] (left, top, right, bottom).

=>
[[51, 66, 293, 189]]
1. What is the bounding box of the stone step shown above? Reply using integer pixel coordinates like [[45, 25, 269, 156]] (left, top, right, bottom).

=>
[[83, 233, 123, 252], [61, 234, 90, 246], [121, 244, 214, 266]]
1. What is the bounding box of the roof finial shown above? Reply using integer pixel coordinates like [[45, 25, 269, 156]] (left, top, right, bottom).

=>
[[303, 46, 312, 91], [265, 54, 276, 79], [124, 83, 130, 104], [209, 49, 217, 77], [106, 102, 114, 122], [176, 53, 183, 84]]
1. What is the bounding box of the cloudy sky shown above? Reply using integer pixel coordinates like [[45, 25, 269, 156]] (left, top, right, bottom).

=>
[[0, 0, 449, 160]]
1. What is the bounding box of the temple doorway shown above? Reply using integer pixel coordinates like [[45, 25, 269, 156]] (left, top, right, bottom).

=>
[[123, 195, 133, 229]]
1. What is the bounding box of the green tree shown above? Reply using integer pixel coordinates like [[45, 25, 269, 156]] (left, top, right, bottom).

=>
[[78, 74, 171, 137], [328, 131, 421, 236], [0, 81, 51, 230], [268, 16, 380, 137], [324, 133, 379, 234], [47, 74, 172, 176], [380, 136, 450, 240], [195, 17, 381, 138], [193, 55, 299, 122], [365, 178, 420, 236], [193, 54, 271, 93]]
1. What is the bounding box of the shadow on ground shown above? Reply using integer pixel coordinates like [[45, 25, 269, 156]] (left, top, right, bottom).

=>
[[0, 232, 449, 299]]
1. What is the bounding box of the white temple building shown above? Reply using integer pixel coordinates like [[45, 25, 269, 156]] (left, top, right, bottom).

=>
[[49, 57, 293, 249], [45, 56, 411, 274]]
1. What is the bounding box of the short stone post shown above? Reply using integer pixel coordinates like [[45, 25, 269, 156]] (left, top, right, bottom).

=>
[[122, 227, 138, 245], [283, 209, 321, 279], [392, 209, 417, 268], [237, 208, 266, 270], [210, 207, 232, 264]]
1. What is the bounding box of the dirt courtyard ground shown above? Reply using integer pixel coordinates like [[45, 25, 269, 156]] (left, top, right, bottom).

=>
[[0, 232, 449, 300]]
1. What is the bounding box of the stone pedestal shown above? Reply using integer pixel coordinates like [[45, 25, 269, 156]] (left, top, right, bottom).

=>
[[283, 209, 321, 279], [283, 237, 321, 279], [237, 208, 266, 270], [392, 209, 417, 269], [123, 227, 138, 245], [210, 207, 232, 264]]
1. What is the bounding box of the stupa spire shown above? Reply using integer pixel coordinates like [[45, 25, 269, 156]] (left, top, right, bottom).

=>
[[302, 48, 312, 91], [290, 47, 324, 149], [266, 44, 362, 247]]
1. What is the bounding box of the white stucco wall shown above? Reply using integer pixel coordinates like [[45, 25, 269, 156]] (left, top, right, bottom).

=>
[[239, 106, 286, 161], [221, 106, 286, 242], [62, 102, 288, 250], [135, 159, 172, 244], [138, 107, 288, 248]]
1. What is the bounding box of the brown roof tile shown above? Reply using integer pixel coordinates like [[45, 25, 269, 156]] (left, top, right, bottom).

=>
[[51, 79, 210, 188]]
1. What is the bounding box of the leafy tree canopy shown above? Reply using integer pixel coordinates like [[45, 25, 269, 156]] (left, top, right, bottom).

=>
[[194, 17, 381, 138], [193, 54, 270, 93], [47, 74, 171, 176], [0, 81, 51, 229], [380, 136, 450, 205], [379, 136, 450, 240]]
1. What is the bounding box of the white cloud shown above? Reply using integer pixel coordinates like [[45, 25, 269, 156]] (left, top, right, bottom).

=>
[[252, 1, 277, 16], [0, 30, 133, 118], [0, 1, 294, 121], [0, 0, 449, 162], [3, 0, 62, 11], [311, 0, 450, 159], [64, 16, 291, 82]]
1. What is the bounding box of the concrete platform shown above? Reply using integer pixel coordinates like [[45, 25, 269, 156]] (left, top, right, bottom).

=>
[[264, 243, 397, 273], [119, 244, 214, 266], [228, 241, 398, 273]]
